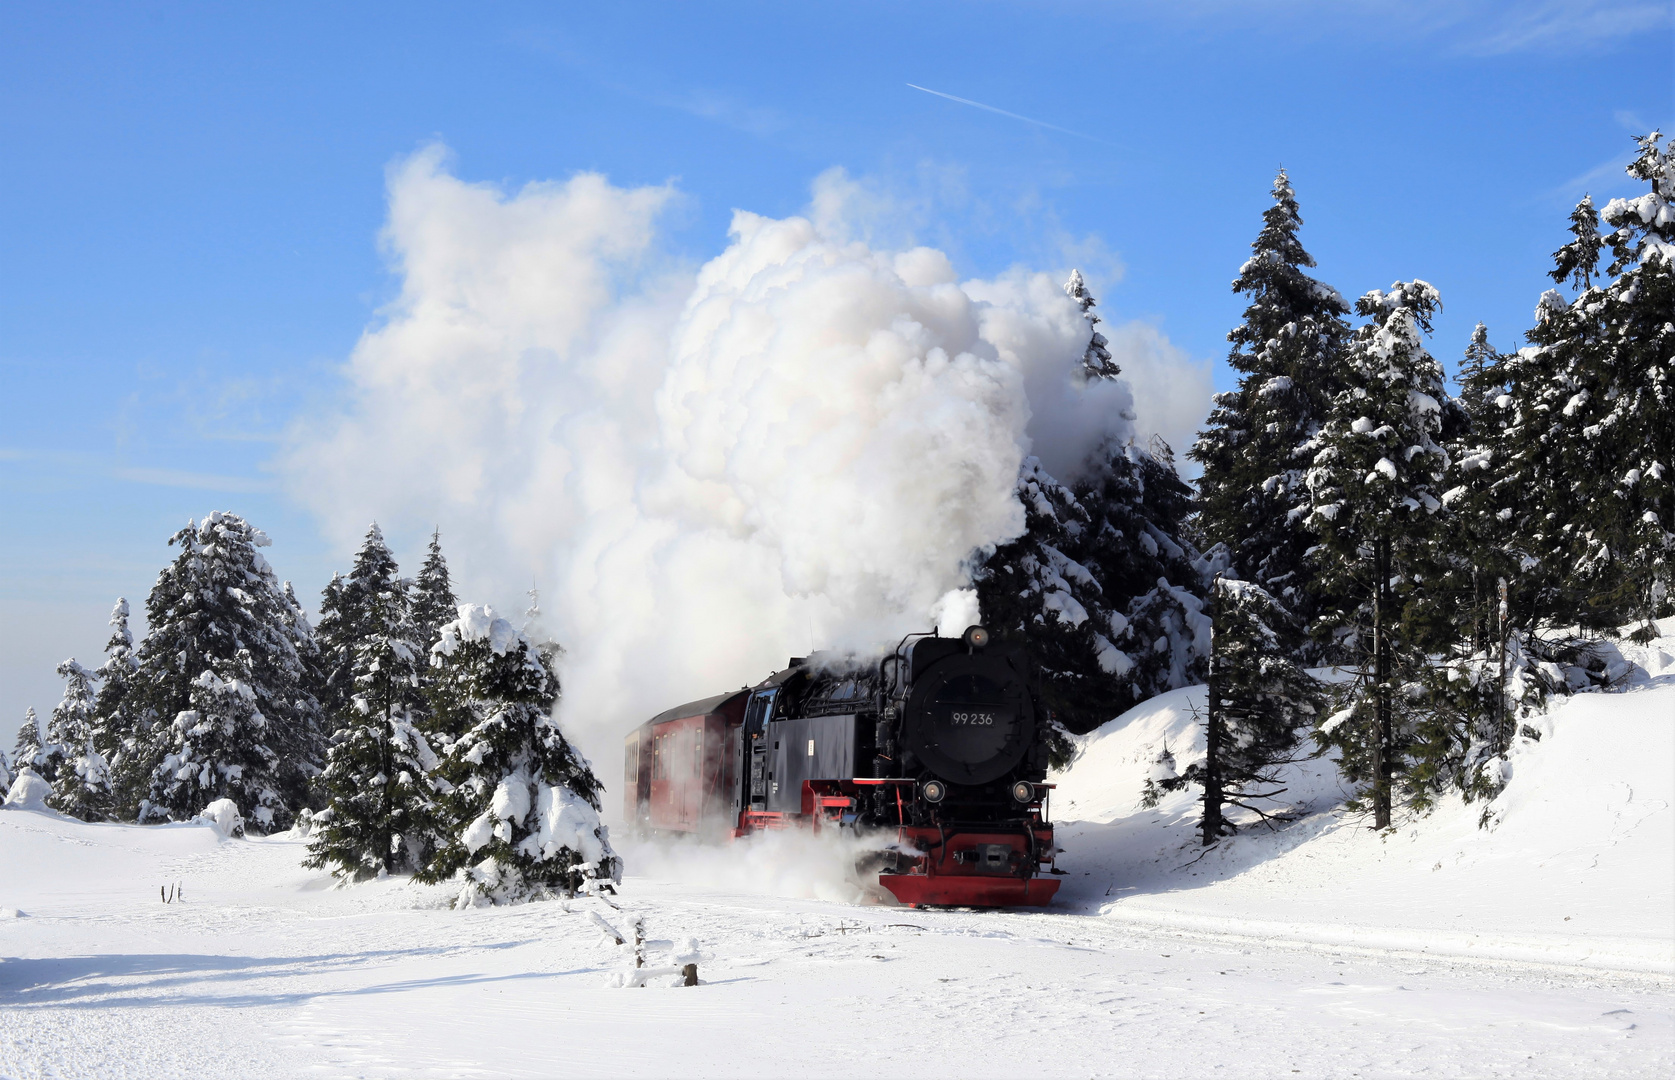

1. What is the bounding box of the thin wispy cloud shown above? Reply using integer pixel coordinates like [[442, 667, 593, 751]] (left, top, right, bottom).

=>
[[0, 447, 269, 493], [1462, 0, 1672, 56], [113, 466, 272, 493], [1534, 145, 1648, 207], [905, 84, 1114, 145], [1132, 1, 1669, 57]]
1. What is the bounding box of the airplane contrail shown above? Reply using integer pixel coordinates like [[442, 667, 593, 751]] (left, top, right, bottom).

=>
[[905, 83, 1111, 145]]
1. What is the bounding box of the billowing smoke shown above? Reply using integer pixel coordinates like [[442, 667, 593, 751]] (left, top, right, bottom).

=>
[[282, 145, 1210, 777]]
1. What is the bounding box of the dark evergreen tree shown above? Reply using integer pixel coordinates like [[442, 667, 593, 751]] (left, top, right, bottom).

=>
[[315, 572, 354, 723], [1584, 133, 1674, 638], [1191, 170, 1351, 653], [411, 529, 459, 649], [1305, 281, 1451, 829], [1155, 577, 1320, 843], [126, 512, 324, 829], [418, 605, 618, 905], [1421, 319, 1575, 796], [973, 458, 1121, 736], [306, 528, 441, 880], [1550, 195, 1605, 293], [1475, 301, 1588, 646], [279, 580, 326, 732], [317, 524, 409, 728], [1066, 270, 1209, 712], [46, 658, 109, 820], [1075, 437, 1211, 706], [1491, 137, 1674, 642], [87, 598, 147, 816], [974, 272, 1209, 733]]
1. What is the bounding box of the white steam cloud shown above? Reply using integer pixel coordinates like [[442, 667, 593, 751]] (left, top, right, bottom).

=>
[[282, 145, 1211, 775]]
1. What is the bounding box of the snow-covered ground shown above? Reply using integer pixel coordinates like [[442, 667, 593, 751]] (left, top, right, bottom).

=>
[[3, 635, 1672, 1078]]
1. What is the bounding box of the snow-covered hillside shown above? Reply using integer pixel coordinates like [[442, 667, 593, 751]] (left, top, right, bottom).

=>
[[1049, 629, 1675, 975], [1, 631, 1671, 1077]]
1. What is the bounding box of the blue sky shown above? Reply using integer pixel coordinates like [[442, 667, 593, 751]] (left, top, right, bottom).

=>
[[2, 1, 1671, 725]]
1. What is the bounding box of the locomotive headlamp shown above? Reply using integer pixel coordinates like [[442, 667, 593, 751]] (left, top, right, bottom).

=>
[[921, 779, 948, 803], [962, 625, 991, 649], [1010, 780, 1035, 804]]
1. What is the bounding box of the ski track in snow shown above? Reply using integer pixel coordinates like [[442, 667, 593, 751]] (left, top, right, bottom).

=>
[[4, 641, 1674, 1077]]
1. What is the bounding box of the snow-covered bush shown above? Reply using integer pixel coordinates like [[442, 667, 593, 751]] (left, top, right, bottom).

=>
[[195, 797, 245, 839], [417, 605, 618, 905], [4, 770, 53, 811]]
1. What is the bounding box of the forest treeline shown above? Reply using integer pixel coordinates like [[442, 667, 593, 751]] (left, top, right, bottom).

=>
[[4, 521, 618, 903], [985, 132, 1672, 840], [7, 132, 1670, 860]]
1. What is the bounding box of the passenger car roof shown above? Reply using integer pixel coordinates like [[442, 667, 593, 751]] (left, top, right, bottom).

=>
[[644, 689, 748, 728]]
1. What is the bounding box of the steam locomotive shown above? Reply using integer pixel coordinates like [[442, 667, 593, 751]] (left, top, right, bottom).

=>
[[623, 626, 1063, 907]]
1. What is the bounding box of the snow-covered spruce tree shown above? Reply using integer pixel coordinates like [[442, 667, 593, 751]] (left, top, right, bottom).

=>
[[410, 529, 459, 650], [279, 580, 326, 731], [127, 513, 324, 829], [318, 526, 405, 721], [1063, 269, 1122, 380], [1305, 281, 1452, 829], [1422, 320, 1574, 794], [1584, 133, 1675, 638], [1156, 577, 1319, 844], [1065, 270, 1209, 711], [417, 605, 618, 905], [1076, 437, 1211, 706], [1502, 194, 1632, 635], [1191, 170, 1351, 655], [407, 529, 460, 742], [38, 661, 97, 795], [1490, 139, 1674, 643], [317, 525, 409, 726], [86, 598, 148, 816], [145, 650, 288, 825], [305, 539, 441, 881], [12, 707, 46, 784], [315, 572, 353, 720], [974, 272, 1208, 734], [973, 458, 1121, 744], [46, 659, 111, 820]]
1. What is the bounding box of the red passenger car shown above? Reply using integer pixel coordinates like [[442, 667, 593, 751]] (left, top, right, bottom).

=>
[[624, 691, 747, 840]]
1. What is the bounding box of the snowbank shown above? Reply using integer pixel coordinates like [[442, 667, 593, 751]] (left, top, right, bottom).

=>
[[1049, 631, 1675, 974]]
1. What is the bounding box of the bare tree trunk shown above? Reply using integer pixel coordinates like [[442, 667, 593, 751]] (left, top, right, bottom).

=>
[[380, 674, 393, 872], [1201, 578, 1224, 847], [1372, 537, 1392, 831], [1494, 578, 1510, 756]]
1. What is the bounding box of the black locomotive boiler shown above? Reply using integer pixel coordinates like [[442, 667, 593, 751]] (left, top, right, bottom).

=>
[[624, 625, 1063, 907]]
